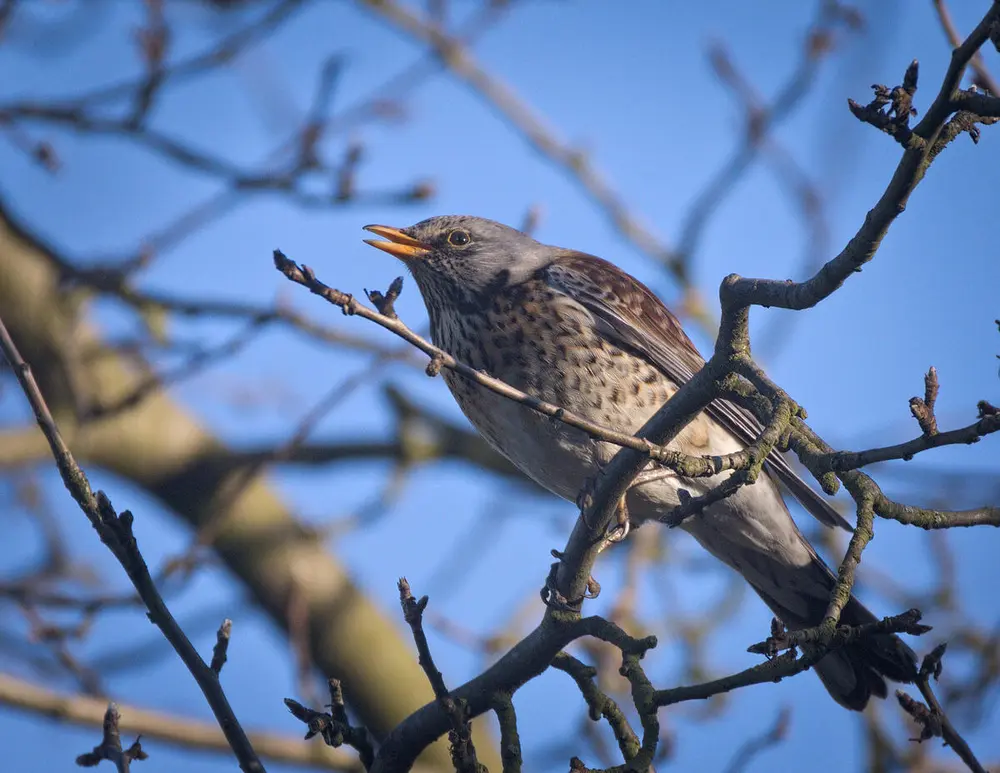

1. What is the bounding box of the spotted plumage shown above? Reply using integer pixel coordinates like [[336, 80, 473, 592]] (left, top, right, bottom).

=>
[[363, 215, 917, 710]]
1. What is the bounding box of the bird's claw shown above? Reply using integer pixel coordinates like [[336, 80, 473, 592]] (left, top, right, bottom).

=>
[[540, 560, 601, 610], [540, 562, 579, 611]]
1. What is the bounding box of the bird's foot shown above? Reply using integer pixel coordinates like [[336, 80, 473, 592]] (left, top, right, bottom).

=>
[[539, 553, 601, 611]]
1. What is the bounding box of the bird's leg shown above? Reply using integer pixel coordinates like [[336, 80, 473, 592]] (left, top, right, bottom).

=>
[[594, 462, 675, 551], [577, 458, 659, 524], [580, 463, 670, 551]]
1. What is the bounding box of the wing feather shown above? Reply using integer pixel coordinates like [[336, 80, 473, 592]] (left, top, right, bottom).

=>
[[543, 252, 851, 531]]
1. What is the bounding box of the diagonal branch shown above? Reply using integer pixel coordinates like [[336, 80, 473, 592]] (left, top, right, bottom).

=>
[[0, 314, 265, 773]]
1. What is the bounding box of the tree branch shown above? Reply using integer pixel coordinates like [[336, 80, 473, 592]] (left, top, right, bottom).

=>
[[0, 313, 265, 773]]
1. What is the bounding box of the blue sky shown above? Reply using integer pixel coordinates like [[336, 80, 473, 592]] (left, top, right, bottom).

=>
[[1, 1, 998, 771]]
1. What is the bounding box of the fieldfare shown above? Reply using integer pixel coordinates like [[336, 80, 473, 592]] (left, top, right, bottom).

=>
[[364, 215, 917, 710]]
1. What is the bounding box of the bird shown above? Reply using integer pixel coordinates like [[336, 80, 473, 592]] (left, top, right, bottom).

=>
[[363, 215, 917, 710]]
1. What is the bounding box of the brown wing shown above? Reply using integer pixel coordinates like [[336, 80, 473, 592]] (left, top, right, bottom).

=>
[[543, 251, 851, 531]]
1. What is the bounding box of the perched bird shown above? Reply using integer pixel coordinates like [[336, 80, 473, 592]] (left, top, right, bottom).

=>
[[363, 215, 917, 710]]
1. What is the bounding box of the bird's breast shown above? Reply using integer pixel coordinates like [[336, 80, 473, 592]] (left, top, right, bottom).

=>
[[427, 286, 698, 500]]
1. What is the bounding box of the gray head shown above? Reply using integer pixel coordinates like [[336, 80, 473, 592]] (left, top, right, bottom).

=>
[[363, 215, 557, 309]]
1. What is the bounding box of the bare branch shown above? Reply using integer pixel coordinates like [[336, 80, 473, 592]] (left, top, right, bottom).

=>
[[551, 653, 640, 763], [896, 644, 989, 773], [719, 2, 1000, 315], [354, 0, 713, 328], [75, 703, 147, 772], [272, 257, 730, 480], [399, 578, 486, 773], [490, 693, 523, 773], [284, 679, 376, 772], [0, 314, 265, 773]]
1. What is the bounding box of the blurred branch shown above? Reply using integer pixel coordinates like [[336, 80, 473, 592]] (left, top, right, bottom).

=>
[[82, 318, 266, 421], [3, 1, 998, 770], [0, 312, 265, 773], [273, 253, 999, 529], [721, 706, 790, 773], [677, 1, 860, 273], [273, 256, 785, 486], [0, 95, 425, 196], [0, 671, 363, 771], [18, 601, 104, 696], [285, 5, 1000, 769], [932, 0, 1000, 94], [94, 285, 422, 360], [0, 1, 418, 208], [0, 0, 515, 279], [355, 0, 718, 330], [74, 0, 310, 108], [0, 187, 489, 769]]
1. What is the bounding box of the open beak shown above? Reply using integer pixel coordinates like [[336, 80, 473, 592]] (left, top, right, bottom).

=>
[[363, 225, 431, 260]]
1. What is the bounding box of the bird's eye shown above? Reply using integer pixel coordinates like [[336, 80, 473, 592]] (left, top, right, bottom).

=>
[[447, 230, 471, 246]]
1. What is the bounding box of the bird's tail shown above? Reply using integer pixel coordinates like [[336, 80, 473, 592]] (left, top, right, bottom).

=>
[[749, 557, 918, 711]]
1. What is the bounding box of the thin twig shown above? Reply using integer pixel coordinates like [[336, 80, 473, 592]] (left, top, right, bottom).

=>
[[75, 703, 147, 772], [896, 644, 990, 773], [398, 578, 485, 773], [284, 679, 376, 771], [722, 706, 790, 773]]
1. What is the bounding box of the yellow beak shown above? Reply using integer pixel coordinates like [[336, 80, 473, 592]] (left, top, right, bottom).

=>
[[363, 225, 431, 260]]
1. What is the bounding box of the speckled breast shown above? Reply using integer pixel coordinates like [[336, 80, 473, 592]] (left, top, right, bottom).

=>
[[428, 279, 680, 500]]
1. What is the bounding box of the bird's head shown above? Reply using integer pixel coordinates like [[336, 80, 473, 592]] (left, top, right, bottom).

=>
[[363, 215, 555, 309]]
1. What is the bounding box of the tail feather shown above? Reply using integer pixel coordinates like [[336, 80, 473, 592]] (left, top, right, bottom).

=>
[[813, 596, 917, 710], [670, 474, 918, 710], [750, 567, 918, 711]]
